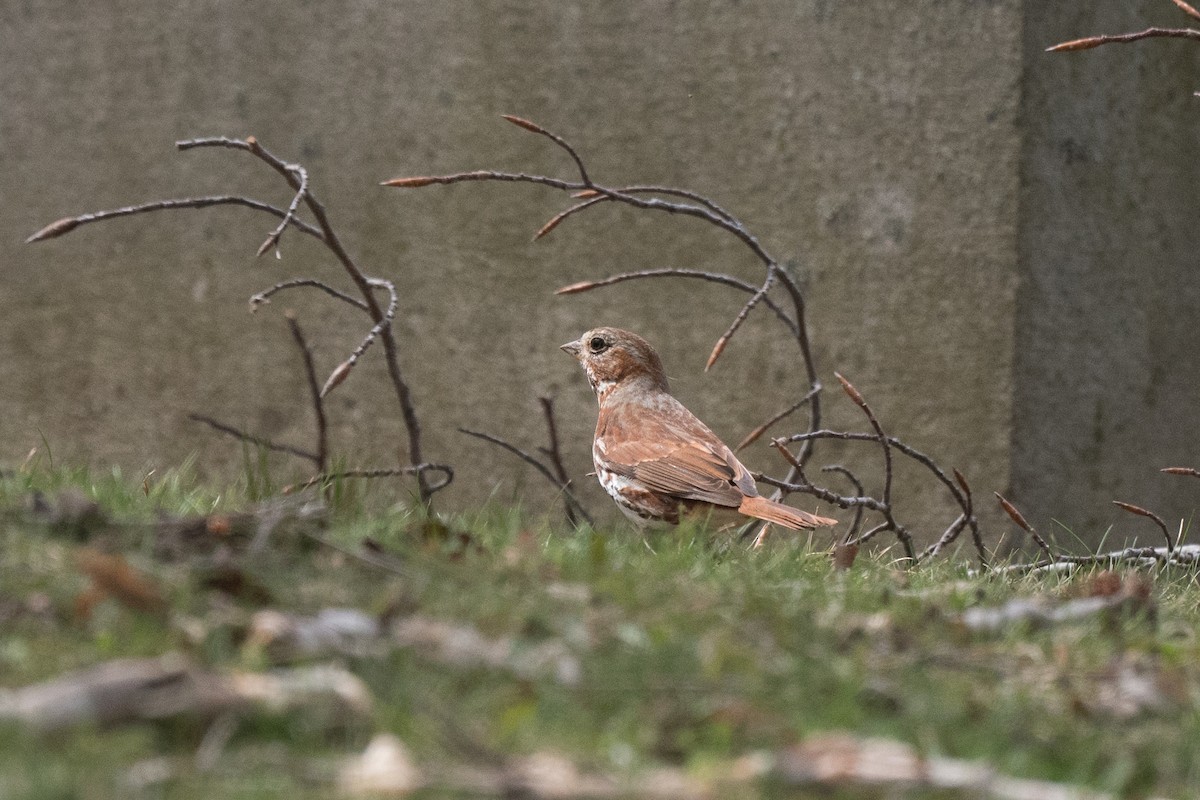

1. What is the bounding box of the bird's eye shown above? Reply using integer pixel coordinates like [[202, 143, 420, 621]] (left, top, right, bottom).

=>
[[588, 336, 607, 353]]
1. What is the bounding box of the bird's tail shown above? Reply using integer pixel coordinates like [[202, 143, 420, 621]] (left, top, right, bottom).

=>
[[738, 495, 837, 530]]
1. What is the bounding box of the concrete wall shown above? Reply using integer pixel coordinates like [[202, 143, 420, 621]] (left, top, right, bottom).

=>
[[2, 1, 1191, 546], [1017, 0, 1200, 544]]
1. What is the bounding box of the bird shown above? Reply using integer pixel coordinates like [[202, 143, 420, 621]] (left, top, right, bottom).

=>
[[561, 327, 837, 531]]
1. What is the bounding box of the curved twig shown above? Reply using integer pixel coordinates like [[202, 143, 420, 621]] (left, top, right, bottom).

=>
[[186, 413, 318, 465], [459, 428, 593, 527], [250, 279, 369, 312]]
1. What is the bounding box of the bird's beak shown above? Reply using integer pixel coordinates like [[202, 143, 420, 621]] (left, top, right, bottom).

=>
[[560, 340, 581, 358]]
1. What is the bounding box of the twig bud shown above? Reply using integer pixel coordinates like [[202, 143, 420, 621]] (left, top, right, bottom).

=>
[[1046, 37, 1105, 52], [555, 281, 598, 295], [533, 214, 565, 241], [572, 190, 601, 199], [320, 360, 354, 398], [256, 233, 280, 258], [952, 468, 972, 498], [704, 337, 728, 372], [994, 492, 1033, 533], [501, 114, 548, 135], [1161, 466, 1200, 478], [834, 372, 866, 408], [26, 217, 81, 243], [381, 176, 439, 188], [1112, 500, 1155, 519], [1171, 0, 1200, 22]]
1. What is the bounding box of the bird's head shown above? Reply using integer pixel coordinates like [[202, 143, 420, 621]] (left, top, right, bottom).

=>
[[561, 327, 670, 399]]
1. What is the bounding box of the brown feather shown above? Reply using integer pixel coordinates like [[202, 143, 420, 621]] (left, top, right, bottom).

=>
[[737, 495, 838, 530]]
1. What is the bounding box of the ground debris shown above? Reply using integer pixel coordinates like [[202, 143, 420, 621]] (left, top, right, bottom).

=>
[[337, 730, 1136, 800], [244, 606, 582, 685], [959, 574, 1153, 632], [0, 652, 370, 733]]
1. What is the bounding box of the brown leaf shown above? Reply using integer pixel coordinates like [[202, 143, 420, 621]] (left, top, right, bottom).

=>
[[832, 543, 859, 571], [25, 217, 80, 244], [952, 468, 971, 498], [76, 549, 166, 615], [1046, 37, 1106, 52]]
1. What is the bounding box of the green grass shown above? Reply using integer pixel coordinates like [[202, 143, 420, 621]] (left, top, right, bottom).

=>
[[1, 464, 1198, 798]]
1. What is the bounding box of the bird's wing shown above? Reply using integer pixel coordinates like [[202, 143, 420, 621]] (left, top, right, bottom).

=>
[[598, 397, 758, 507]]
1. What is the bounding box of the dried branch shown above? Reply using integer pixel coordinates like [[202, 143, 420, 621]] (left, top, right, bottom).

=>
[[536, 397, 585, 527], [820, 465, 865, 543], [459, 428, 593, 527], [187, 413, 319, 465], [25, 196, 324, 244], [284, 465, 454, 495], [982, 544, 1200, 577], [29, 134, 444, 503], [706, 270, 774, 372], [250, 279, 368, 313], [257, 162, 308, 258], [1048, 27, 1200, 53], [179, 135, 436, 502], [556, 268, 798, 339], [284, 312, 328, 473], [384, 115, 822, 459], [735, 385, 821, 453], [834, 374, 913, 559], [1113, 500, 1173, 555]]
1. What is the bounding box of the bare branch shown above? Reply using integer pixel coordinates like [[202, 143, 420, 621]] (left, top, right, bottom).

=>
[[820, 465, 865, 543], [995, 492, 1055, 562], [1113, 500, 1173, 555], [250, 279, 369, 312], [735, 385, 821, 452], [459, 428, 593, 527], [186, 413, 319, 465], [1048, 27, 1200, 52], [284, 312, 328, 473], [536, 397, 585, 528], [285, 465, 454, 495], [502, 114, 592, 186], [256, 163, 308, 258], [533, 196, 607, 241], [25, 196, 323, 244], [556, 269, 799, 339], [706, 269, 775, 371]]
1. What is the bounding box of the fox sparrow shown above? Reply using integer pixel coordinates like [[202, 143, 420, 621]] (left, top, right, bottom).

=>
[[561, 327, 837, 531]]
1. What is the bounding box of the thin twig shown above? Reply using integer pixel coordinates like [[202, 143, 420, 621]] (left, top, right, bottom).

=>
[[995, 492, 1056, 563], [735, 385, 821, 452], [459, 428, 593, 527], [501, 114, 592, 186], [186, 413, 318, 465], [556, 269, 799, 339], [249, 279, 369, 312], [1048, 27, 1200, 52], [284, 313, 328, 473], [820, 465, 865, 544], [285, 465, 454, 495], [25, 196, 324, 244], [183, 135, 435, 502], [835, 374, 913, 560], [706, 269, 775, 371], [536, 397, 584, 528], [1113, 501, 1174, 555], [257, 163, 308, 258]]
